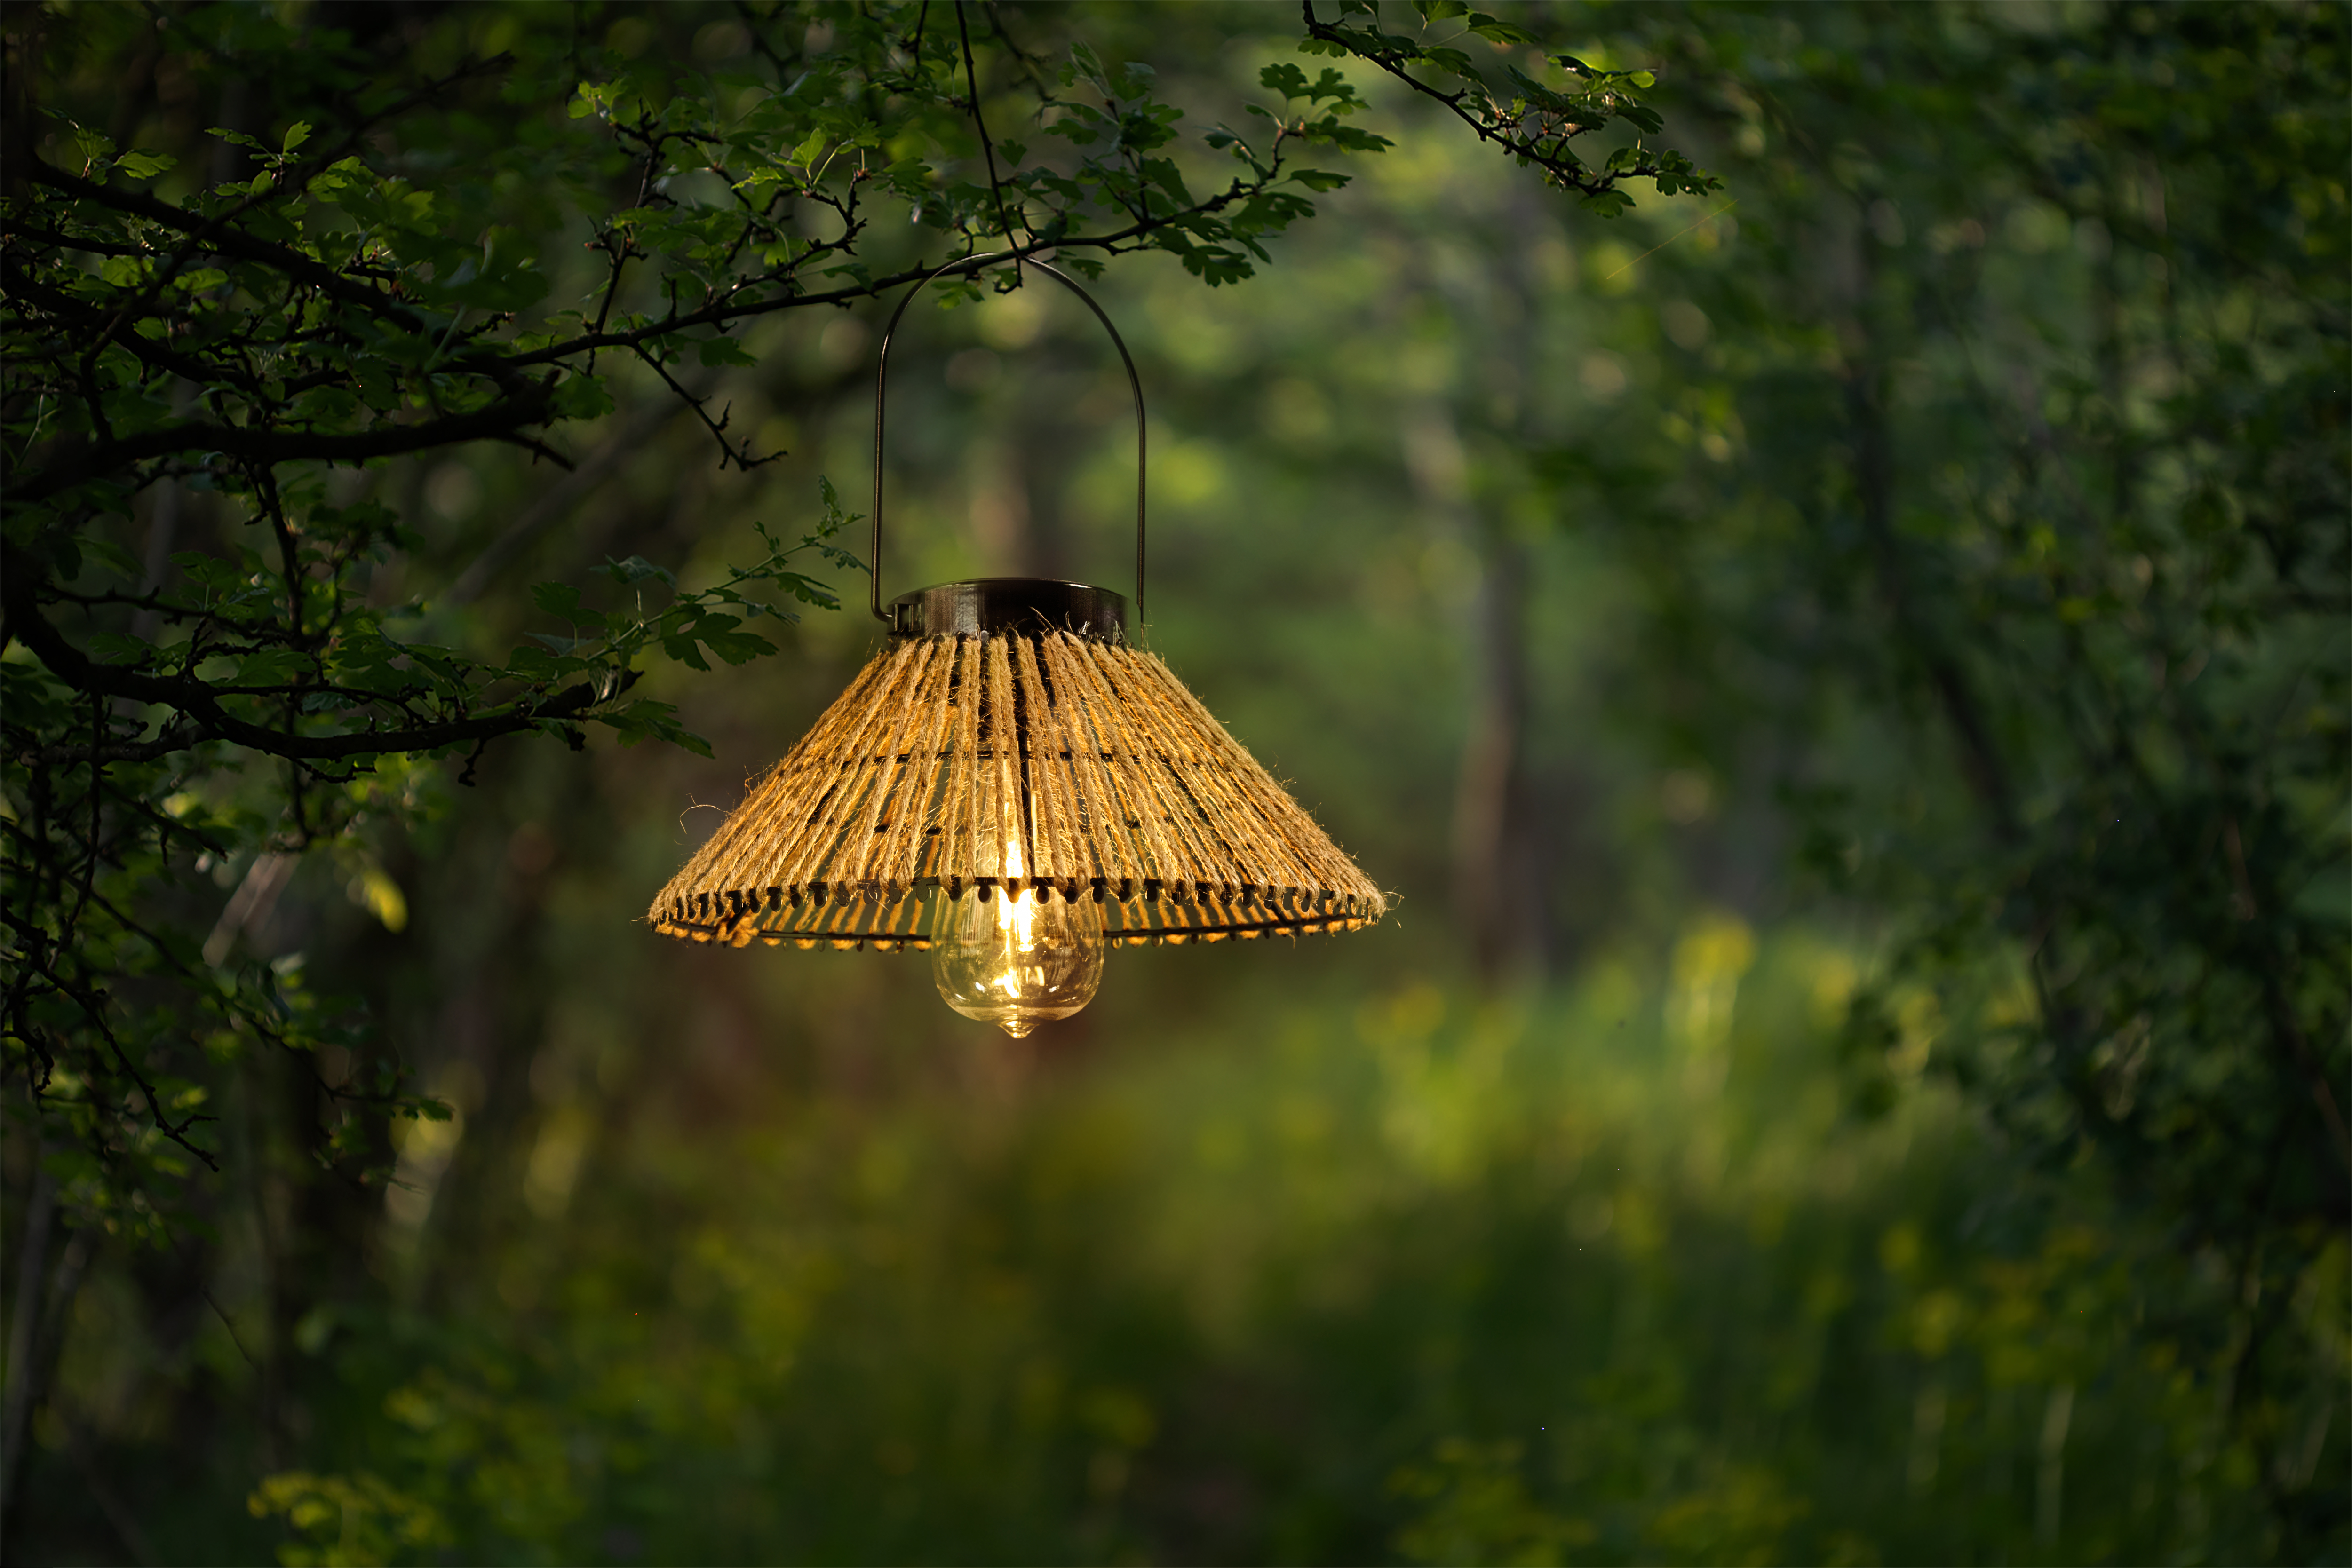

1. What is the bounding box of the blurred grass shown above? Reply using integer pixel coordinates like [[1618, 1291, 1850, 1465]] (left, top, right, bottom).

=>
[[213, 919, 2258, 1565]]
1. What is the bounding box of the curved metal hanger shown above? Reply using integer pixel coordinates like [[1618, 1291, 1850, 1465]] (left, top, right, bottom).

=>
[[869, 249, 1148, 625]]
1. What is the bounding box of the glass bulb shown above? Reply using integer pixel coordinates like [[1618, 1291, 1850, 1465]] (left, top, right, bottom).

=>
[[929, 880, 1105, 1037]]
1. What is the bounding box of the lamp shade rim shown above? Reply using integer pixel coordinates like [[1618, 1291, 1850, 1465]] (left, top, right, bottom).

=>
[[651, 882, 1384, 952], [887, 578, 1128, 641]]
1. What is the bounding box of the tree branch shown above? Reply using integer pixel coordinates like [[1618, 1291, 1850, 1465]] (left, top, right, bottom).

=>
[[19, 156, 430, 334], [12, 384, 556, 504], [3, 541, 629, 763]]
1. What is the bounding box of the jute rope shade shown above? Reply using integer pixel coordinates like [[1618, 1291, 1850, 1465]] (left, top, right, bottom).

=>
[[646, 627, 1386, 950]]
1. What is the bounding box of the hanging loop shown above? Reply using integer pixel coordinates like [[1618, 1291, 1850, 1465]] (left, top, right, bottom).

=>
[[869, 250, 1148, 625]]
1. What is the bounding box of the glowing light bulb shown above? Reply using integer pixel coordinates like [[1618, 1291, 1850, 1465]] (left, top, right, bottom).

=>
[[928, 842, 1105, 1037]]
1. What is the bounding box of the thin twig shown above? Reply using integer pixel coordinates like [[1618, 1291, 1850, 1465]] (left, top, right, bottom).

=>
[[956, 1, 1022, 251]]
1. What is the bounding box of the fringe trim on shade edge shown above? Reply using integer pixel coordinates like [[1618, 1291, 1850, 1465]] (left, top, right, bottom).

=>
[[647, 630, 1388, 951]]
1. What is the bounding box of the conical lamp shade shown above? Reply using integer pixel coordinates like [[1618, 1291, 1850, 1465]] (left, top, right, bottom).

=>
[[647, 628, 1386, 950]]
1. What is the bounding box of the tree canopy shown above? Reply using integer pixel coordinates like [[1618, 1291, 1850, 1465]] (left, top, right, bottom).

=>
[[4, 0, 1713, 1238]]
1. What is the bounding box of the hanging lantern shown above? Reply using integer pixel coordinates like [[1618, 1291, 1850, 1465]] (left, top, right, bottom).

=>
[[646, 254, 1386, 1035]]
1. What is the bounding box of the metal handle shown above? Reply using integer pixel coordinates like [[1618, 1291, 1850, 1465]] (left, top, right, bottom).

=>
[[870, 250, 1148, 624]]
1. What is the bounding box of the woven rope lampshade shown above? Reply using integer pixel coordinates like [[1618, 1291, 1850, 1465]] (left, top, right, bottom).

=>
[[647, 254, 1385, 1033]]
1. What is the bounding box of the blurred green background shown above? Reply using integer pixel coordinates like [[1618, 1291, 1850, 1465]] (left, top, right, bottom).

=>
[[8, 2, 2345, 1563]]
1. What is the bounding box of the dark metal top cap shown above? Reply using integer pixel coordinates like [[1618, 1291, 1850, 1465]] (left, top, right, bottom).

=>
[[885, 578, 1129, 641]]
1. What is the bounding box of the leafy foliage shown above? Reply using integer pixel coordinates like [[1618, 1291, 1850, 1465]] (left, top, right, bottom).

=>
[[1530, 4, 2349, 1554], [1303, 0, 1720, 217]]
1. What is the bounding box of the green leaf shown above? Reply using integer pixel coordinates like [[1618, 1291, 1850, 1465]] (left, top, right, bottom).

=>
[[1314, 124, 1393, 154], [549, 374, 615, 421], [690, 616, 777, 665], [602, 556, 677, 588], [231, 649, 309, 687], [82, 536, 141, 577], [1464, 13, 1538, 45], [697, 335, 759, 367], [1261, 62, 1311, 99], [86, 632, 153, 665], [660, 630, 711, 671], [532, 583, 583, 619]]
